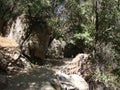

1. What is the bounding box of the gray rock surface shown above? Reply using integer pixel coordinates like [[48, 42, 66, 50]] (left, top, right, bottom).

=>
[[46, 39, 66, 59], [7, 14, 51, 59], [40, 82, 56, 90], [53, 71, 89, 90]]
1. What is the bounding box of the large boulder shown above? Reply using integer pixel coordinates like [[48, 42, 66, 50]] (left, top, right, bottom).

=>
[[7, 15, 51, 59], [52, 72, 89, 90]]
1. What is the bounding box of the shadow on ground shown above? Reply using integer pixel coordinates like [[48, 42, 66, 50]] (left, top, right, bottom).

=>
[[1, 58, 72, 90], [5, 67, 56, 90]]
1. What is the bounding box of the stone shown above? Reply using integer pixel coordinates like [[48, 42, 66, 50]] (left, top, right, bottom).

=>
[[54, 72, 89, 90], [46, 39, 65, 59], [41, 85, 55, 90], [61, 53, 91, 78], [70, 74, 89, 90], [7, 14, 51, 59]]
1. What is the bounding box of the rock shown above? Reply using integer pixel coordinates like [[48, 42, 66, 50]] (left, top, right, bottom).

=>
[[41, 85, 55, 90], [41, 86, 55, 90], [53, 72, 89, 90], [7, 14, 51, 59], [61, 53, 92, 79], [70, 74, 89, 90], [0, 36, 32, 74], [46, 39, 65, 59]]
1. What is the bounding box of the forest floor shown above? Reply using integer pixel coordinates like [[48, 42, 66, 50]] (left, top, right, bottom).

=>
[[1, 58, 120, 90], [0, 58, 72, 90]]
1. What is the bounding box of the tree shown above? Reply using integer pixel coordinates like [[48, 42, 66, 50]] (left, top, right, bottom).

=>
[[0, 0, 52, 35]]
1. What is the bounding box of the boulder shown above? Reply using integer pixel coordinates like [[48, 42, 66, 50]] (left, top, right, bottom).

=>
[[7, 15, 51, 59], [46, 39, 66, 59], [60, 53, 92, 79], [52, 72, 89, 90]]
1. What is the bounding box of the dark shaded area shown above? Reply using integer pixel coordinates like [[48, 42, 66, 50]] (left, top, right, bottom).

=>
[[0, 75, 8, 90], [112, 68, 120, 76], [31, 58, 66, 67], [29, 16, 51, 33], [64, 43, 83, 58], [89, 80, 107, 90], [88, 80, 119, 90], [5, 67, 56, 90], [0, 58, 68, 90]]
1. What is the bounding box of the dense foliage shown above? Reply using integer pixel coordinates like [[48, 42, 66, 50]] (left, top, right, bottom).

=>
[[50, 0, 120, 87]]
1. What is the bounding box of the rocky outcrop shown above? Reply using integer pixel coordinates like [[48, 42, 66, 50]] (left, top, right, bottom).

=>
[[46, 39, 66, 59], [0, 36, 32, 74], [7, 15, 51, 59]]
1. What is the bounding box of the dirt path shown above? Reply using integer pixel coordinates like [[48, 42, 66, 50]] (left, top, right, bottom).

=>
[[2, 58, 72, 90]]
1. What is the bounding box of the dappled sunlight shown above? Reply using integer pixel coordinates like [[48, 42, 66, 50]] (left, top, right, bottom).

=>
[[6, 67, 55, 90], [0, 36, 18, 48]]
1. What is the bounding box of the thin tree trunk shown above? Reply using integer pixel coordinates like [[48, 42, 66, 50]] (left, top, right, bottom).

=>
[[95, 0, 99, 44]]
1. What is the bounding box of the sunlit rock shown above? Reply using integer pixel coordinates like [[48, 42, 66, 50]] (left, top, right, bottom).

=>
[[7, 14, 51, 59], [61, 53, 92, 79], [52, 72, 89, 90]]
